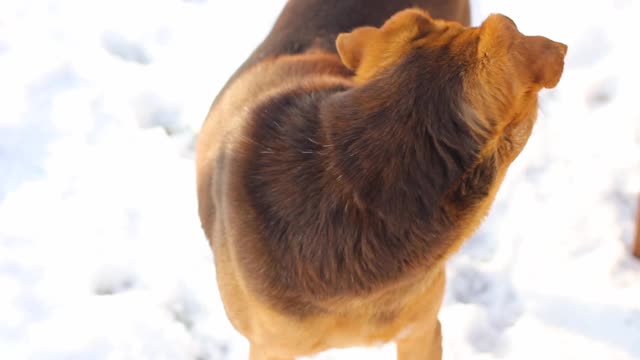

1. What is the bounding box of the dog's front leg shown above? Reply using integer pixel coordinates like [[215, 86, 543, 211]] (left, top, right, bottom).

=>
[[249, 345, 295, 360], [396, 319, 443, 360], [395, 267, 446, 360]]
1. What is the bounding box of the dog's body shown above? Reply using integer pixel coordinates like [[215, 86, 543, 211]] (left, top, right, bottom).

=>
[[196, 1, 566, 359]]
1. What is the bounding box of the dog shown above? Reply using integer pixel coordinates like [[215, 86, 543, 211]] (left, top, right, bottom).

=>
[[196, 1, 566, 358]]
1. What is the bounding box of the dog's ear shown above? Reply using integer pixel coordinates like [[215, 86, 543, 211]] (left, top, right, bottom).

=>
[[478, 14, 519, 54], [336, 26, 379, 71], [515, 35, 568, 88], [384, 8, 435, 41], [479, 14, 567, 89]]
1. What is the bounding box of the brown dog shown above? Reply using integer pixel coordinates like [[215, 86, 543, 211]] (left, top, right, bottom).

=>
[[196, 1, 566, 358]]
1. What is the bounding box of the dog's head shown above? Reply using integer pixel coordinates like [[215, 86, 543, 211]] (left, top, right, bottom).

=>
[[337, 9, 567, 161]]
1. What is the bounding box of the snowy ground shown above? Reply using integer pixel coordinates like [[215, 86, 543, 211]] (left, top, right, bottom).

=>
[[1, 0, 639, 359]]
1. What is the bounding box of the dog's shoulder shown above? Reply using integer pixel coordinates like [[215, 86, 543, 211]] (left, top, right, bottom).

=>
[[196, 51, 352, 244]]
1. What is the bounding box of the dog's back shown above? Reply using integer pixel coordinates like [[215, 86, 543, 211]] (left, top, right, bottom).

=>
[[216, 0, 470, 99]]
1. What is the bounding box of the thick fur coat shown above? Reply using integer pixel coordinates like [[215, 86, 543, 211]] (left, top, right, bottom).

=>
[[196, 1, 566, 358]]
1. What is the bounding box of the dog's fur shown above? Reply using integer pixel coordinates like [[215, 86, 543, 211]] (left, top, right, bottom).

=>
[[196, 1, 566, 359]]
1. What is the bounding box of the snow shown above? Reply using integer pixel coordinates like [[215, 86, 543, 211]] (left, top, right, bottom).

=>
[[1, 0, 638, 359]]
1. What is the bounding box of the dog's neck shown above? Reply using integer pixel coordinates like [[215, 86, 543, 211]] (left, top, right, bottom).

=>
[[321, 51, 484, 227]]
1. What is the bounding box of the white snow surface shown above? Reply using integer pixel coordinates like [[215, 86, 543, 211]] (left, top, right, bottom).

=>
[[1, 0, 639, 359]]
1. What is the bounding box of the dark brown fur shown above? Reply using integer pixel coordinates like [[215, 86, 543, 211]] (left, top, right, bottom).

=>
[[234, 48, 494, 315]]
